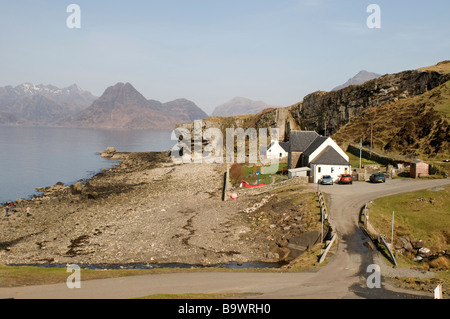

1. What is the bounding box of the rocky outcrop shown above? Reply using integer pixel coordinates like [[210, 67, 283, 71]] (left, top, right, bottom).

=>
[[293, 69, 450, 136], [395, 235, 450, 269]]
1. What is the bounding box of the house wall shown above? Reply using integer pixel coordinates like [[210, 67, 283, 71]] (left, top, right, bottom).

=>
[[288, 152, 302, 169], [311, 164, 351, 183], [267, 142, 288, 159]]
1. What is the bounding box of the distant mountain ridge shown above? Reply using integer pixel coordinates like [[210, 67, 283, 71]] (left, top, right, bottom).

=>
[[59, 82, 209, 129], [0, 82, 209, 129], [332, 70, 381, 91], [211, 97, 279, 117], [0, 83, 97, 124]]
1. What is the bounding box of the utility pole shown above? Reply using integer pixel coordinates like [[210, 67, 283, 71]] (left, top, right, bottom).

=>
[[391, 210, 395, 246], [359, 138, 362, 169], [321, 206, 324, 254], [370, 121, 373, 159]]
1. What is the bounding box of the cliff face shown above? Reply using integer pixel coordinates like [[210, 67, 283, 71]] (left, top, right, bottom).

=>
[[293, 69, 450, 136], [332, 80, 450, 158]]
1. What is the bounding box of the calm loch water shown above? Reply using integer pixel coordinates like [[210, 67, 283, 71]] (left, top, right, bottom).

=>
[[0, 125, 174, 204]]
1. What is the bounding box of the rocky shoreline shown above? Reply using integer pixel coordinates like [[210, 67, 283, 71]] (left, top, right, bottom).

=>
[[0, 149, 316, 268]]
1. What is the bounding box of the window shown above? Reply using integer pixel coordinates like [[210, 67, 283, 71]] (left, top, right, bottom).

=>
[[318, 167, 321, 173]]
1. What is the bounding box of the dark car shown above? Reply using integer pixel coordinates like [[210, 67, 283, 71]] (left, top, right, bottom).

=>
[[370, 172, 386, 183], [339, 174, 353, 184], [320, 175, 334, 185]]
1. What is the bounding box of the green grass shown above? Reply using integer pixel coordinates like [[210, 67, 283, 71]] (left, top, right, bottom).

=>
[[0, 264, 165, 287], [0, 264, 283, 288], [432, 81, 450, 118], [368, 185, 450, 251], [346, 151, 385, 168], [241, 163, 287, 185]]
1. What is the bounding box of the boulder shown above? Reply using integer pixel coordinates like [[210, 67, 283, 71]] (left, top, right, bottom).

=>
[[70, 182, 83, 195], [418, 247, 431, 257], [274, 247, 291, 261], [101, 147, 117, 158], [397, 236, 413, 251], [412, 239, 425, 249]]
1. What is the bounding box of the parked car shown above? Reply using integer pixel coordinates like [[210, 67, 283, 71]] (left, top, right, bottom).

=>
[[370, 172, 386, 183], [339, 174, 353, 184], [320, 175, 334, 185]]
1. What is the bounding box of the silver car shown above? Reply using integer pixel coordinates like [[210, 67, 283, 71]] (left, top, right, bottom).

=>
[[320, 175, 334, 185]]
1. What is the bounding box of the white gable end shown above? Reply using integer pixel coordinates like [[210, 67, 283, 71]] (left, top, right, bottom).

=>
[[308, 138, 348, 164]]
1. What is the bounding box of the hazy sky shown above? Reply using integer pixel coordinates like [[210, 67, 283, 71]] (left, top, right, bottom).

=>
[[1, 0, 449, 114]]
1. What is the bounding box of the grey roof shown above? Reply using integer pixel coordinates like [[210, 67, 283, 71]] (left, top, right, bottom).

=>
[[310, 146, 350, 166], [279, 142, 290, 152], [303, 136, 329, 157], [289, 131, 319, 152]]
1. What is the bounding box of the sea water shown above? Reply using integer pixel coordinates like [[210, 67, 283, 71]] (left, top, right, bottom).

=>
[[0, 125, 174, 204]]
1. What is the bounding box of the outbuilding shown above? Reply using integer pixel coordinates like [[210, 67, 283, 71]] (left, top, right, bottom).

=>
[[410, 160, 429, 178]]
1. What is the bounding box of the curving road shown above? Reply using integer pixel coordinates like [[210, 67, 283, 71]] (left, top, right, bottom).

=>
[[1, 178, 449, 299]]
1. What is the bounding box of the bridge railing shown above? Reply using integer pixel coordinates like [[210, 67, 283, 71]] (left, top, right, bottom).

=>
[[361, 203, 397, 267], [317, 191, 336, 263]]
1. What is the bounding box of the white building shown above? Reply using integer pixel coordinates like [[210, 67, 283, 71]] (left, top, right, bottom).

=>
[[260, 140, 289, 160], [288, 131, 351, 183]]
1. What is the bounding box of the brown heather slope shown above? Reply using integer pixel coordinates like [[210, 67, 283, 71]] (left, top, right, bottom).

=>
[[418, 60, 450, 73], [332, 80, 450, 160]]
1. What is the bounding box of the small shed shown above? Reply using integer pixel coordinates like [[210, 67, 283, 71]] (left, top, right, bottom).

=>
[[410, 160, 429, 178], [288, 167, 311, 179]]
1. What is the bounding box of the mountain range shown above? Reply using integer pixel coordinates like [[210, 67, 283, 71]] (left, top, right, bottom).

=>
[[211, 97, 279, 117], [0, 83, 97, 124], [59, 82, 208, 129], [0, 82, 209, 129]]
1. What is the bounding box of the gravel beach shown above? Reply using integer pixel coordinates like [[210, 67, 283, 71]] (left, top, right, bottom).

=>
[[0, 151, 314, 267]]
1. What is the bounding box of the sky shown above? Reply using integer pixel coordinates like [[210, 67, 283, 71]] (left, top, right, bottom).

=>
[[0, 0, 449, 115]]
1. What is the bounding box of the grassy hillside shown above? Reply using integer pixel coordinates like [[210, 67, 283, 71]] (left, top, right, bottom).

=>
[[369, 184, 450, 252], [333, 80, 450, 161], [417, 60, 450, 74]]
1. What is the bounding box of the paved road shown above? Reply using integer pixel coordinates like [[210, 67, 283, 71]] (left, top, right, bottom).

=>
[[1, 178, 449, 299]]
